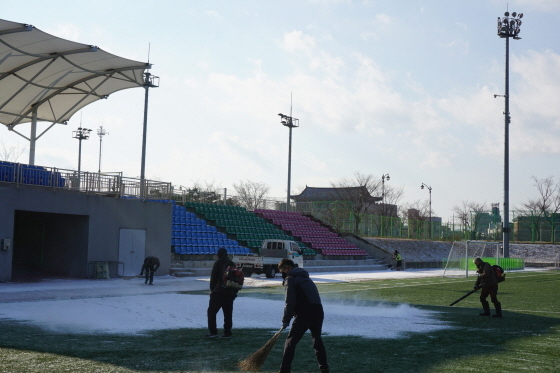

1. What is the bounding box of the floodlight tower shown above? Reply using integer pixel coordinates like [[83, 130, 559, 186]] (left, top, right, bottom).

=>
[[97, 125, 108, 174], [278, 112, 299, 211], [496, 10, 523, 258], [72, 127, 92, 174], [140, 69, 159, 193], [421, 183, 432, 239]]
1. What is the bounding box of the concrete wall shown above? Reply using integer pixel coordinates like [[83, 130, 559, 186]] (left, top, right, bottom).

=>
[[0, 183, 172, 282]]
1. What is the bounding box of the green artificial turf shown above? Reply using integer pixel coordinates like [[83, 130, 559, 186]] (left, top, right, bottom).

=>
[[1, 270, 559, 372]]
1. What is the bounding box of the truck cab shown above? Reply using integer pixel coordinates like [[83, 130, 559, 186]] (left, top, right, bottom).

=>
[[232, 239, 304, 278]]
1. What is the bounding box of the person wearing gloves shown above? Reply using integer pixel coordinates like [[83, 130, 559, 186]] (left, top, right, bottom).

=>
[[473, 257, 502, 317], [277, 259, 329, 373]]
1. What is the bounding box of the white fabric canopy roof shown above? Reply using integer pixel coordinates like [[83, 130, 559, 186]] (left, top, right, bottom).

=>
[[0, 18, 150, 163], [0, 18, 149, 127]]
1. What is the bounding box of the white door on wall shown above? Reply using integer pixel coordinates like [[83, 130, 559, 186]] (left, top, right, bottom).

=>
[[118, 229, 146, 276]]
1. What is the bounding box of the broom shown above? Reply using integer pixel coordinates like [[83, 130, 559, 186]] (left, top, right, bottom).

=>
[[238, 327, 285, 371]]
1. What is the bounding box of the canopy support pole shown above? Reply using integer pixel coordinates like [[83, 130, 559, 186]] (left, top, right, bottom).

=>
[[29, 107, 37, 165]]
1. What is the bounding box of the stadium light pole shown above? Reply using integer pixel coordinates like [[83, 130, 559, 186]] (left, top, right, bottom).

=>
[[73, 127, 91, 189], [421, 183, 432, 239], [72, 127, 92, 174], [97, 125, 108, 174], [381, 174, 390, 201], [278, 113, 299, 211], [381, 174, 390, 237], [140, 70, 159, 197], [96, 125, 108, 191], [496, 10, 523, 258]]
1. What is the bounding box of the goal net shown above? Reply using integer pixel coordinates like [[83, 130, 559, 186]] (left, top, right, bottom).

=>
[[442, 241, 502, 278]]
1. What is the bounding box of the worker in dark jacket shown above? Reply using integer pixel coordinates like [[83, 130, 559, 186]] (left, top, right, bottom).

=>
[[474, 257, 502, 317], [278, 258, 329, 373], [204, 247, 237, 339], [140, 256, 160, 285]]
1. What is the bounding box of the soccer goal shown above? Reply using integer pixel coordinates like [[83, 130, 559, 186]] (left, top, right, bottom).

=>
[[442, 241, 502, 278]]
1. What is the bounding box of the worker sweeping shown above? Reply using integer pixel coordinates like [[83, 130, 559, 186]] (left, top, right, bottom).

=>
[[140, 256, 160, 285], [277, 259, 329, 373]]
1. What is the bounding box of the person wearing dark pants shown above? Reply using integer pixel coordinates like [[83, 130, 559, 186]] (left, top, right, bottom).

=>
[[278, 259, 329, 373], [207, 290, 236, 338], [474, 257, 502, 317], [140, 256, 160, 285], [205, 247, 237, 339]]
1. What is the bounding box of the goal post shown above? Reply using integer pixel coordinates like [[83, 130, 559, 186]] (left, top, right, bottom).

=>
[[442, 241, 502, 278]]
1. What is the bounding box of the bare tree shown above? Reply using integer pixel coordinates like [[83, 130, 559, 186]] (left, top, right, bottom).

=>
[[0, 141, 26, 162], [452, 200, 489, 240], [374, 180, 404, 236], [398, 200, 431, 220], [313, 200, 353, 232], [233, 180, 270, 210], [520, 176, 560, 242], [331, 172, 404, 234], [185, 181, 225, 204], [398, 200, 432, 239]]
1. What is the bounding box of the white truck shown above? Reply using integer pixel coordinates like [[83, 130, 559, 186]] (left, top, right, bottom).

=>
[[232, 239, 304, 278]]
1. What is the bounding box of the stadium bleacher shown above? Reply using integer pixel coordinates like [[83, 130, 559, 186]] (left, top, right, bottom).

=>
[[0, 161, 65, 187], [254, 209, 368, 257], [171, 203, 249, 256], [184, 202, 307, 254]]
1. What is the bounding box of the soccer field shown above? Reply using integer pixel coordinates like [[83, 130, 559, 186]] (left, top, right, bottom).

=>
[[1, 270, 559, 373]]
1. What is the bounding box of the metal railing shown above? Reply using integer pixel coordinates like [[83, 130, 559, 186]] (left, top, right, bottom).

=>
[[0, 161, 172, 199]]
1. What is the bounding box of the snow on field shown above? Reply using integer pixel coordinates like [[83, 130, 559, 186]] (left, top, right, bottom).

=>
[[0, 269, 478, 338]]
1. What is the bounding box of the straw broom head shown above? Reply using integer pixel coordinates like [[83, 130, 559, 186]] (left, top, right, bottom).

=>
[[238, 327, 285, 372]]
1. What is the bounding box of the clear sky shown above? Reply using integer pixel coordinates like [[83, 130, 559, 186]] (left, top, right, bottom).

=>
[[2, 0, 559, 222]]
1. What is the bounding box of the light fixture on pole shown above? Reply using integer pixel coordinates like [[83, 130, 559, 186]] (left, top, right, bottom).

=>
[[72, 127, 92, 174], [496, 10, 523, 258], [421, 183, 432, 239], [97, 125, 108, 174], [381, 174, 390, 201], [278, 112, 299, 211]]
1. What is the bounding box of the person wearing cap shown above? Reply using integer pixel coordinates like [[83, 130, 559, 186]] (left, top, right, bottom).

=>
[[277, 258, 329, 373], [204, 247, 238, 339], [473, 257, 502, 317]]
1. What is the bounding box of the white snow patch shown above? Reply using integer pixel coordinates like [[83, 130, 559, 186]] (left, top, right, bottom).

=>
[[0, 269, 459, 339]]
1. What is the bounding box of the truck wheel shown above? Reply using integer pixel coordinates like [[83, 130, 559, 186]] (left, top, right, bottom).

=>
[[265, 266, 276, 278], [242, 269, 252, 277]]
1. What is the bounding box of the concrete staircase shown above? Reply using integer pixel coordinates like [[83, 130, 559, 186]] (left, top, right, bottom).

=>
[[169, 262, 196, 277], [170, 258, 387, 277]]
